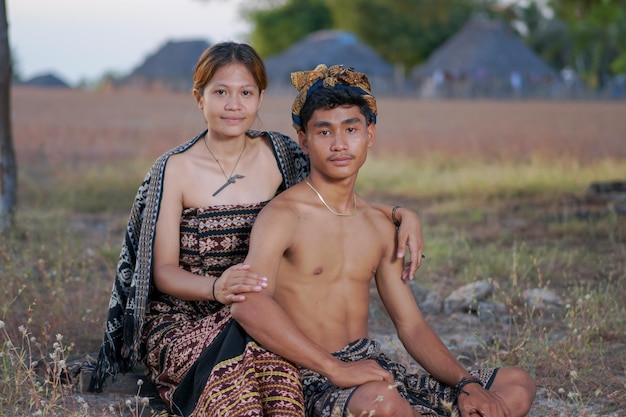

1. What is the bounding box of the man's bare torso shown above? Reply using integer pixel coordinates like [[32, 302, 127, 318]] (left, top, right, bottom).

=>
[[270, 184, 396, 353]]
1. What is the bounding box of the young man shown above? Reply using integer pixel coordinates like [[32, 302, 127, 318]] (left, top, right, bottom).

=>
[[230, 64, 536, 417]]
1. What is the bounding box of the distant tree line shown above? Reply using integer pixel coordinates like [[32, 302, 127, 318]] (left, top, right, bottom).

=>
[[240, 0, 626, 89]]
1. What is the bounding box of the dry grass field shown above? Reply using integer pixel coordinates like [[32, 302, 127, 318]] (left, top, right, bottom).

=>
[[12, 87, 626, 166], [3, 86, 626, 416]]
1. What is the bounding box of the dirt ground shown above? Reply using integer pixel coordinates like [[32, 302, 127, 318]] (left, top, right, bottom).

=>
[[68, 192, 624, 417], [10, 87, 626, 416]]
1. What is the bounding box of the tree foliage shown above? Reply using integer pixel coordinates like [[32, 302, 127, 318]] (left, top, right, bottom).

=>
[[498, 1, 572, 72], [245, 0, 495, 70], [478, 0, 626, 86], [548, 0, 626, 87], [214, 0, 626, 88], [244, 0, 333, 57], [325, 0, 487, 72]]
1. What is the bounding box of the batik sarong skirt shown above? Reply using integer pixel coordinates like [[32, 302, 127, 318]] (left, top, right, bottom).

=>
[[301, 338, 497, 417]]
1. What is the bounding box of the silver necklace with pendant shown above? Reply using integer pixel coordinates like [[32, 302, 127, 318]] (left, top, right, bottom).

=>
[[203, 135, 246, 196]]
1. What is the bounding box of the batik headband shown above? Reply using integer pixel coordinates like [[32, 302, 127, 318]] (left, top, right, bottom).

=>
[[290, 64, 377, 132]]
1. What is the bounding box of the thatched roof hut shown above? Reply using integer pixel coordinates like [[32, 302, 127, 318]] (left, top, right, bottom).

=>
[[264, 30, 399, 95], [412, 17, 558, 98], [22, 73, 71, 89], [123, 39, 211, 91]]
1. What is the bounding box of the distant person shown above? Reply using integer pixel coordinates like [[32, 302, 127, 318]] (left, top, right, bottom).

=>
[[232, 64, 536, 417], [510, 71, 522, 97], [89, 43, 425, 416]]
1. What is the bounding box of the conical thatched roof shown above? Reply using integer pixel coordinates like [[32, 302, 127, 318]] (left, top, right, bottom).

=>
[[23, 73, 71, 88], [264, 30, 396, 94], [130, 39, 210, 78], [412, 17, 557, 80], [122, 39, 211, 91]]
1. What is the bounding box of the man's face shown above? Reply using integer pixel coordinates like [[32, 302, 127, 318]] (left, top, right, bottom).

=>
[[298, 105, 375, 180]]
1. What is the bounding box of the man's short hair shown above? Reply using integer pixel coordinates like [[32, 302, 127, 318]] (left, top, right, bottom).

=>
[[299, 87, 376, 133]]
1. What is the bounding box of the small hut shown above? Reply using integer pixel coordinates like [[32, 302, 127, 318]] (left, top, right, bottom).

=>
[[412, 17, 558, 98], [22, 73, 71, 89], [122, 39, 211, 92], [264, 30, 399, 95]]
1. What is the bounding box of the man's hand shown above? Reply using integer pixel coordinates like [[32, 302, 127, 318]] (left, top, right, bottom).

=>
[[457, 383, 511, 417], [326, 359, 394, 388]]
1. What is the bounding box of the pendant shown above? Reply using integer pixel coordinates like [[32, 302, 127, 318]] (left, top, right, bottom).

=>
[[212, 174, 245, 196]]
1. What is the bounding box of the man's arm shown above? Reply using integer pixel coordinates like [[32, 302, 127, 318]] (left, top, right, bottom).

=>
[[230, 198, 393, 388], [373, 219, 468, 386], [375, 230, 511, 417]]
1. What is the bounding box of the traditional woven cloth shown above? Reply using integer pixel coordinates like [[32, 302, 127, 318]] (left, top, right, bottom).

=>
[[89, 129, 309, 405], [301, 338, 498, 417], [290, 64, 378, 132], [144, 203, 305, 416]]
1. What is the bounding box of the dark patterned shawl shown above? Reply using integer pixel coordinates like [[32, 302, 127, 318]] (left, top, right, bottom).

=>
[[89, 129, 309, 392]]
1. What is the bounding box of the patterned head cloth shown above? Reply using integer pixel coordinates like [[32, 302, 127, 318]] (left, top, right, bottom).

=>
[[290, 64, 377, 132]]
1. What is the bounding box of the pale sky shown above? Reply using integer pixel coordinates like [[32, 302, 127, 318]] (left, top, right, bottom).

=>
[[6, 0, 250, 85]]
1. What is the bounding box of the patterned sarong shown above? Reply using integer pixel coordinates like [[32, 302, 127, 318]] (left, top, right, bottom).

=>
[[143, 204, 305, 416], [301, 338, 497, 417], [171, 320, 304, 416]]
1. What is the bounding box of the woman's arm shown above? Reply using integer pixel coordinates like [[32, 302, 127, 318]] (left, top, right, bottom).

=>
[[152, 161, 266, 303], [370, 203, 424, 280]]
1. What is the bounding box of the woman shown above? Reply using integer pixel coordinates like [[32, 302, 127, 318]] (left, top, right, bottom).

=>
[[90, 42, 424, 416]]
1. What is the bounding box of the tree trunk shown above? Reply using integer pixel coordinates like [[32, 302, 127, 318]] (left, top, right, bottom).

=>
[[0, 0, 17, 233]]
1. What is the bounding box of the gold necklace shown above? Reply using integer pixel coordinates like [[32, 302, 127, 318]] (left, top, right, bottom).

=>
[[305, 179, 357, 217], [203, 135, 246, 196]]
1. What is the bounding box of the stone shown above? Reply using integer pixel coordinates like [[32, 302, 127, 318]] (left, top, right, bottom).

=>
[[523, 288, 563, 309], [444, 280, 494, 314]]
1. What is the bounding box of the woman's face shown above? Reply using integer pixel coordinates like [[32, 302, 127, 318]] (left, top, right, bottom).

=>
[[193, 62, 265, 139]]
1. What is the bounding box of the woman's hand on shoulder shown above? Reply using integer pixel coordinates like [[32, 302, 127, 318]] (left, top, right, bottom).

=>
[[394, 207, 425, 280], [213, 263, 268, 304]]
